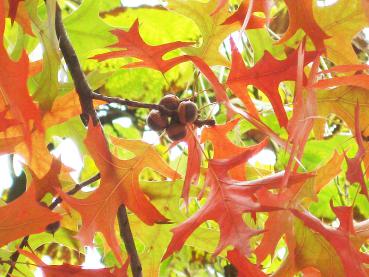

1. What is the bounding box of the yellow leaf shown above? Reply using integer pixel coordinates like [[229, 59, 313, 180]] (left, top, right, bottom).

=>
[[168, 0, 238, 66], [314, 0, 368, 64]]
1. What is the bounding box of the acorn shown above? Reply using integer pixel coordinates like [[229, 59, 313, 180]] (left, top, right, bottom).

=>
[[159, 94, 180, 111], [178, 100, 198, 124], [147, 110, 169, 131], [166, 123, 187, 141]]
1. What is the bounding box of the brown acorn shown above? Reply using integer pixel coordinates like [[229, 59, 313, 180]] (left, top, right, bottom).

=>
[[166, 123, 187, 141], [178, 101, 198, 124], [159, 94, 180, 111], [147, 110, 169, 131]]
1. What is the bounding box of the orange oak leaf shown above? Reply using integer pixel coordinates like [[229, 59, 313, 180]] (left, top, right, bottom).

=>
[[279, 0, 329, 51], [227, 40, 318, 128], [163, 139, 312, 260], [30, 158, 71, 201], [0, 185, 61, 247], [61, 122, 180, 263], [93, 20, 193, 73], [0, 91, 102, 179], [227, 249, 267, 277], [0, 135, 23, 154], [0, 108, 19, 131], [201, 118, 249, 180], [0, 0, 42, 147]]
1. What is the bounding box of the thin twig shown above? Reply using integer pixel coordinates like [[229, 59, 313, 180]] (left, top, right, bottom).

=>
[[6, 236, 29, 277], [118, 205, 142, 277], [6, 173, 100, 277], [92, 92, 176, 116], [48, 173, 101, 210], [194, 118, 215, 127]]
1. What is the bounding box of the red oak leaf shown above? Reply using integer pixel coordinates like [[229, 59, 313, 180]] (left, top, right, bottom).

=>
[[201, 118, 250, 180], [255, 151, 343, 263], [279, 0, 329, 51], [222, 0, 266, 28], [163, 139, 312, 260], [5, 0, 32, 34], [61, 122, 180, 263], [19, 249, 129, 277], [284, 46, 320, 185], [172, 126, 202, 206], [7, 0, 23, 23], [227, 249, 267, 277], [227, 39, 318, 128], [93, 20, 229, 103], [163, 140, 269, 260], [93, 20, 193, 73], [344, 104, 368, 198], [291, 204, 369, 277], [0, 185, 61, 247], [226, 39, 260, 118], [314, 64, 369, 90]]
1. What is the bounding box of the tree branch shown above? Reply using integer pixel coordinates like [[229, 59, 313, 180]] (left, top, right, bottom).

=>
[[54, 4, 143, 276], [118, 205, 142, 277], [55, 4, 97, 125]]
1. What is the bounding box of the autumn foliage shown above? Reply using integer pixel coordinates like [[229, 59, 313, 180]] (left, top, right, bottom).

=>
[[1, 0, 369, 276]]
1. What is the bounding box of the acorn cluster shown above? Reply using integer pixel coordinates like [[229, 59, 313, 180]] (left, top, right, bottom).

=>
[[147, 94, 198, 141]]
